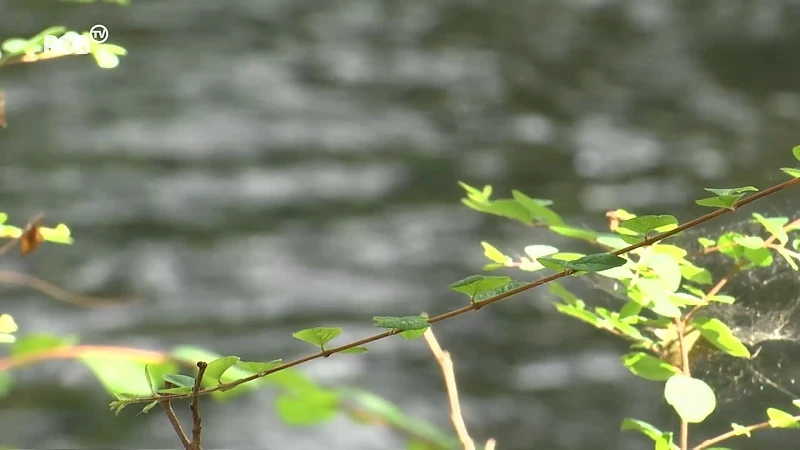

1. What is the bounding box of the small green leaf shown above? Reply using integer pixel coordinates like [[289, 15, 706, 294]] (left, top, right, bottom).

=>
[[554, 303, 601, 328], [139, 400, 159, 415], [398, 329, 427, 340], [704, 186, 759, 196], [696, 195, 743, 209], [621, 352, 681, 381], [767, 407, 800, 428], [237, 360, 283, 373], [618, 215, 678, 236], [163, 374, 196, 388], [340, 347, 368, 354], [92, 49, 120, 69], [680, 264, 713, 285], [793, 145, 800, 162], [781, 167, 800, 178], [481, 242, 511, 265], [539, 253, 626, 273], [621, 419, 673, 447], [449, 275, 513, 298], [81, 357, 157, 397], [692, 316, 750, 358], [775, 247, 800, 271], [205, 356, 241, 384], [753, 213, 789, 245], [642, 253, 682, 293], [39, 223, 74, 244], [157, 386, 194, 395], [372, 316, 429, 331], [511, 190, 564, 225], [697, 237, 716, 248], [664, 375, 716, 423], [292, 327, 343, 349], [730, 423, 751, 437], [473, 281, 527, 303]]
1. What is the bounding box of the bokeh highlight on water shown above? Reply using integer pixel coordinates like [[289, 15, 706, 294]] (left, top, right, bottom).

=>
[[1, 1, 799, 449]]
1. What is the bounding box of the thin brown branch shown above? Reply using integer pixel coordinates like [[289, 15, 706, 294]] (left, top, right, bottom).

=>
[[675, 318, 691, 450], [160, 392, 191, 450], [75, 176, 800, 405], [423, 327, 475, 450], [190, 361, 207, 450], [0, 270, 138, 307], [692, 414, 800, 450]]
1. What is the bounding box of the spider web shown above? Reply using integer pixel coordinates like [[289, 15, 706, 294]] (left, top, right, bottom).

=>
[[578, 200, 800, 405]]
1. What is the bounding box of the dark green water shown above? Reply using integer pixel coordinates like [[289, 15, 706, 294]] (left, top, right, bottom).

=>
[[1, 1, 799, 449]]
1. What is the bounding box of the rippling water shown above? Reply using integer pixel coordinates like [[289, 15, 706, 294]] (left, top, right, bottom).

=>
[[1, 1, 799, 449]]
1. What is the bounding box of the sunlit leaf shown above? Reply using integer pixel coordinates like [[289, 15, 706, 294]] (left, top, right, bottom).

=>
[[730, 423, 751, 437], [793, 145, 800, 162], [767, 407, 800, 428], [781, 167, 800, 178], [692, 316, 750, 358], [753, 213, 789, 245], [11, 333, 76, 357], [548, 225, 599, 242], [704, 186, 759, 197], [81, 356, 153, 397], [237, 360, 283, 373], [0, 314, 18, 335], [511, 190, 564, 225], [664, 375, 716, 423], [481, 241, 511, 265]]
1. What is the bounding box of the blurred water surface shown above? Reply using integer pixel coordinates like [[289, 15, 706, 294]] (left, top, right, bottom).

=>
[[1, 1, 799, 449]]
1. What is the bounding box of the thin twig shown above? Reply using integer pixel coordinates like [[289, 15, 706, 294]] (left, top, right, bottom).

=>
[[103, 176, 800, 405], [190, 361, 207, 450], [692, 414, 800, 450], [675, 318, 691, 450], [423, 327, 476, 450], [160, 389, 191, 450]]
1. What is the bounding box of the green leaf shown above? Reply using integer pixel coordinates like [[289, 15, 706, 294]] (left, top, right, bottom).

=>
[[275, 389, 340, 426], [458, 181, 490, 201], [664, 375, 716, 423], [621, 352, 681, 381], [704, 186, 759, 196], [539, 253, 626, 273], [621, 419, 675, 449], [292, 327, 342, 349], [145, 362, 177, 393], [449, 275, 513, 298], [680, 264, 713, 285], [11, 333, 75, 357], [340, 347, 368, 354], [398, 329, 427, 340], [92, 49, 120, 69], [473, 281, 527, 303], [775, 247, 800, 271], [692, 316, 750, 358], [481, 242, 511, 265], [372, 316, 429, 331], [753, 213, 789, 245], [618, 215, 679, 236], [157, 386, 194, 395], [697, 237, 716, 248], [39, 223, 74, 244], [511, 190, 564, 225], [767, 407, 800, 428], [781, 167, 800, 178], [696, 195, 743, 209], [554, 303, 601, 328], [204, 356, 241, 384], [730, 423, 751, 437], [793, 145, 800, 162], [0, 213, 7, 225], [0, 372, 14, 399], [237, 360, 283, 373], [163, 374, 196, 388], [642, 253, 682, 293], [1, 38, 28, 54], [170, 346, 263, 400], [548, 282, 583, 307]]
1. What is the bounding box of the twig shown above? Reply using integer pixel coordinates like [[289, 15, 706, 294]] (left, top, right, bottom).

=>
[[83, 176, 800, 405], [692, 414, 800, 450], [190, 361, 207, 450], [423, 327, 476, 450], [675, 318, 691, 450], [160, 386, 191, 450]]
